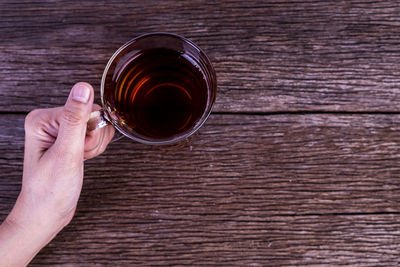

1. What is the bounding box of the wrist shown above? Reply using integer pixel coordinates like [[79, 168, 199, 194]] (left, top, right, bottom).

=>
[[9, 193, 64, 236], [0, 216, 49, 266], [0, 197, 61, 266]]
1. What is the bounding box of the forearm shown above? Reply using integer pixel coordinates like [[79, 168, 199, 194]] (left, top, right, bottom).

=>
[[0, 201, 59, 266]]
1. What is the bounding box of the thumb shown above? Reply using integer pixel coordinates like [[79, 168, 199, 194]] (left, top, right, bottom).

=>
[[54, 82, 94, 158]]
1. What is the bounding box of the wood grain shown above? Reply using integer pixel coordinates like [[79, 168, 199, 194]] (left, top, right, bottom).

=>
[[2, 0, 400, 265], [1, 113, 400, 265], [31, 214, 400, 266], [2, 0, 400, 112]]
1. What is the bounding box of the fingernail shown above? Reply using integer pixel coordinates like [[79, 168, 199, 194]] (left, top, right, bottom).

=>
[[72, 83, 91, 103]]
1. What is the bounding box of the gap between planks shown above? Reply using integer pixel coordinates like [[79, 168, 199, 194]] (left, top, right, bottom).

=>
[[2, 110, 400, 116]]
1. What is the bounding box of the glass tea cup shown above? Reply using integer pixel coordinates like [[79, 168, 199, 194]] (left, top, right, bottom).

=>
[[87, 33, 217, 145]]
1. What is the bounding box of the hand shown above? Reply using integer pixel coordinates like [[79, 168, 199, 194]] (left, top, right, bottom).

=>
[[0, 82, 114, 266]]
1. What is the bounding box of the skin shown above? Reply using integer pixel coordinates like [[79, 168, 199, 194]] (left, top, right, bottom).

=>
[[0, 82, 114, 266]]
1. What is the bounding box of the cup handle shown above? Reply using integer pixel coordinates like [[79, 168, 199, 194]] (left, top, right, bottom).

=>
[[87, 109, 109, 131], [87, 109, 123, 142]]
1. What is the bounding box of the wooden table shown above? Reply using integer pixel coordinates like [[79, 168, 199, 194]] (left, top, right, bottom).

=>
[[1, 0, 400, 265]]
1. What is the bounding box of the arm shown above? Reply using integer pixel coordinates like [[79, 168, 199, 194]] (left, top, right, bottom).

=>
[[0, 210, 58, 266], [0, 82, 114, 266]]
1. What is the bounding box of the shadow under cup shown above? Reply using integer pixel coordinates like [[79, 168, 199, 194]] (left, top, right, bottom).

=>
[[99, 33, 217, 145]]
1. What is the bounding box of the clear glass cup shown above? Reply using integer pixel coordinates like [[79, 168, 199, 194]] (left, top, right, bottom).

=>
[[87, 33, 217, 145]]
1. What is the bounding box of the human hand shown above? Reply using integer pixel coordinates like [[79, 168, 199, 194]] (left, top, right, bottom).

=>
[[0, 82, 114, 266]]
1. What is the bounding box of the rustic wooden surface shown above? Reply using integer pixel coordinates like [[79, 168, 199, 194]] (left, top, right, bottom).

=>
[[2, 0, 400, 112], [1, 0, 400, 266]]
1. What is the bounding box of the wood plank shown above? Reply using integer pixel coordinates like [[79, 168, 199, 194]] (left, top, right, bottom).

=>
[[2, 0, 400, 112], [0, 113, 400, 264], [31, 214, 400, 266], [1, 113, 400, 216]]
